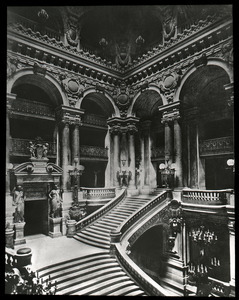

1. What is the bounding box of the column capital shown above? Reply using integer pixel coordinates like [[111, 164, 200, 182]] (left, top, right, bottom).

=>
[[161, 108, 181, 124], [55, 105, 84, 126], [224, 82, 234, 108]]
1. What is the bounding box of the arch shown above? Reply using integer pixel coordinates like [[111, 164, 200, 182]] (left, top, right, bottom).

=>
[[175, 58, 233, 102], [78, 87, 119, 116], [129, 85, 165, 120], [7, 68, 67, 106]]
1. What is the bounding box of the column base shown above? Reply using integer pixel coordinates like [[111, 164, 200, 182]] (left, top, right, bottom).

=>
[[48, 217, 63, 238], [48, 232, 62, 238]]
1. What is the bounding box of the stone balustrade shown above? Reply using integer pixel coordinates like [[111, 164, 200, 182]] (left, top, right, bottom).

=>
[[75, 189, 126, 231], [113, 243, 172, 296], [182, 188, 233, 205], [81, 187, 115, 199], [83, 114, 107, 128], [5, 248, 17, 268], [209, 277, 231, 297]]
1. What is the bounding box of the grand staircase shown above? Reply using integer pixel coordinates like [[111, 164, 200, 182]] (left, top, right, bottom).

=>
[[37, 195, 155, 295], [74, 196, 153, 249]]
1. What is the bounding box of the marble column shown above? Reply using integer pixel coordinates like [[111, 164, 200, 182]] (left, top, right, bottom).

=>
[[164, 121, 173, 164], [112, 130, 120, 187], [72, 123, 80, 163], [62, 121, 70, 190], [128, 132, 135, 188], [6, 104, 11, 193], [174, 116, 183, 187], [141, 121, 151, 194]]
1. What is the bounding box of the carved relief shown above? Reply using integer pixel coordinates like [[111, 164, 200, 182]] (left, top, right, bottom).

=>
[[161, 108, 180, 124], [113, 82, 134, 117], [28, 137, 49, 159], [33, 62, 47, 76], [65, 15, 79, 47], [220, 40, 233, 65], [115, 41, 132, 68], [158, 71, 181, 103], [60, 74, 85, 107], [7, 57, 18, 79]]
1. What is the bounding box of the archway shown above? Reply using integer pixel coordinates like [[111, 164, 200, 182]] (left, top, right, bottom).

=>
[[179, 64, 232, 189], [80, 92, 115, 187]]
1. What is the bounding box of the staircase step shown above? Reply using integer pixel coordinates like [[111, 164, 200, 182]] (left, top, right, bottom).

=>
[[69, 275, 133, 295], [60, 270, 126, 295], [80, 229, 110, 241], [57, 263, 123, 293], [107, 284, 143, 296], [102, 217, 123, 225], [109, 211, 132, 217], [73, 235, 110, 249], [90, 224, 111, 234], [84, 227, 109, 237], [97, 220, 119, 228], [89, 279, 135, 295], [37, 252, 109, 277], [104, 215, 127, 222], [44, 257, 116, 282], [93, 222, 116, 231], [125, 289, 146, 296], [76, 232, 110, 246]]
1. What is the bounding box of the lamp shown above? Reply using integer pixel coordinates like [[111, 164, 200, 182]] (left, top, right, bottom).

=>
[[227, 158, 235, 173]]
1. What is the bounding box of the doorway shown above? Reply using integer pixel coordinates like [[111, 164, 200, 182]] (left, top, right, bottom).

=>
[[205, 157, 234, 189], [24, 200, 48, 236]]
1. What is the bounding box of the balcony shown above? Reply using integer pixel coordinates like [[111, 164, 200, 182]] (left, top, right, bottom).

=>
[[9, 138, 56, 158], [11, 98, 55, 120], [82, 114, 107, 129], [199, 136, 233, 157], [80, 145, 108, 161]]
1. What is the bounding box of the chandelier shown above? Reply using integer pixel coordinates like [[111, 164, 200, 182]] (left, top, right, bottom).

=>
[[189, 225, 218, 246]]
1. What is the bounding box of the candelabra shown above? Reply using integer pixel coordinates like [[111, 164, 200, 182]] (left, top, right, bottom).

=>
[[69, 157, 85, 206], [189, 225, 218, 246], [159, 161, 176, 189]]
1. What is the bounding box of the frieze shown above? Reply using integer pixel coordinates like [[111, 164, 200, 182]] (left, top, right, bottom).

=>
[[55, 106, 83, 126], [161, 108, 180, 124], [199, 136, 233, 156]]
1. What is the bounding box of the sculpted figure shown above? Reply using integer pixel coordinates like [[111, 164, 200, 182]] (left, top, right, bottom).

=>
[[49, 185, 63, 218], [12, 185, 25, 222]]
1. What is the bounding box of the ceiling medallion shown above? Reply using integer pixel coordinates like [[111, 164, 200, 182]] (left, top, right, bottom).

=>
[[113, 81, 134, 117]]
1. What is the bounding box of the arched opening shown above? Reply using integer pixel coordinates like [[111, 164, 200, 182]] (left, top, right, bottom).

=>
[[129, 225, 167, 281], [132, 90, 164, 191], [180, 65, 233, 189], [80, 92, 114, 187]]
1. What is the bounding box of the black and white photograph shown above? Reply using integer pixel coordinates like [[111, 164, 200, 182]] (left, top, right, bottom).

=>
[[6, 5, 234, 296]]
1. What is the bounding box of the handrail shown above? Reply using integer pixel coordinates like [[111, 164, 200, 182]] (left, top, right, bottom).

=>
[[75, 188, 126, 231], [114, 244, 172, 296], [113, 191, 167, 238], [182, 188, 233, 205]]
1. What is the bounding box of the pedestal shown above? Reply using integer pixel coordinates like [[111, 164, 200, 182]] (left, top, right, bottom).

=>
[[66, 220, 77, 238], [16, 247, 32, 268], [14, 222, 26, 245], [5, 228, 14, 249], [48, 217, 63, 238]]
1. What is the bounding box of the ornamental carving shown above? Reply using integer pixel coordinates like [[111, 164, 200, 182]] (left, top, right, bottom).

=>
[[65, 16, 79, 47], [161, 108, 180, 124], [56, 107, 83, 126], [158, 71, 181, 103], [33, 62, 47, 76], [220, 40, 233, 65], [60, 74, 85, 107], [7, 57, 18, 79], [28, 137, 49, 159], [115, 41, 132, 68], [113, 82, 134, 117]]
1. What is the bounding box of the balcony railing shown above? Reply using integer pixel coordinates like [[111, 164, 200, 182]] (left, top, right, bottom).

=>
[[10, 138, 56, 157], [199, 136, 233, 156], [80, 145, 108, 159], [182, 188, 233, 205], [11, 98, 55, 119], [81, 187, 115, 199], [83, 114, 107, 128]]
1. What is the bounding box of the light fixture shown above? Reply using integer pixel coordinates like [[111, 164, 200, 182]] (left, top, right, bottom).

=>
[[99, 38, 108, 47], [227, 158, 234, 167], [159, 160, 176, 188]]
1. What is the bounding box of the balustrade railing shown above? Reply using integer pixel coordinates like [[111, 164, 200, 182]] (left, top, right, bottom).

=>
[[5, 248, 17, 269], [199, 136, 233, 156], [114, 191, 167, 239], [80, 145, 108, 159], [83, 114, 107, 127], [75, 189, 126, 231], [182, 188, 233, 205], [209, 277, 231, 297], [10, 138, 56, 156], [113, 244, 171, 296], [11, 98, 55, 119], [81, 187, 115, 199]]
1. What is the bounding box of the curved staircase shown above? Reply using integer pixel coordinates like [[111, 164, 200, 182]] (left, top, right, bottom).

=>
[[37, 195, 155, 295]]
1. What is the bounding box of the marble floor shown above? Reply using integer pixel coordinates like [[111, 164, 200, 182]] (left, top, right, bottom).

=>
[[14, 234, 106, 271]]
